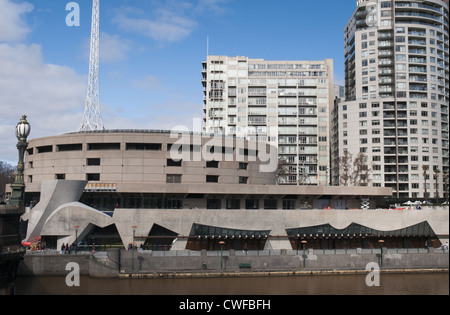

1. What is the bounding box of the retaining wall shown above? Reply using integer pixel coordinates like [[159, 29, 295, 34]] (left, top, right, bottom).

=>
[[17, 248, 449, 278]]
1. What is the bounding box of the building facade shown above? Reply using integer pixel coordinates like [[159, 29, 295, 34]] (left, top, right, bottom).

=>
[[335, 0, 449, 199], [202, 56, 335, 186], [18, 130, 405, 252]]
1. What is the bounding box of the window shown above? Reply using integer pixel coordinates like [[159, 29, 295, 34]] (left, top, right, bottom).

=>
[[245, 199, 259, 210], [37, 145, 53, 153], [206, 175, 219, 183], [126, 143, 162, 151], [166, 174, 182, 183], [57, 144, 82, 152], [206, 160, 219, 168], [282, 200, 296, 210], [239, 162, 248, 170], [87, 173, 100, 181], [226, 199, 240, 209], [167, 159, 182, 167], [207, 199, 221, 209], [264, 199, 278, 210], [239, 176, 248, 184], [87, 158, 100, 166], [55, 174, 66, 180], [88, 143, 120, 150]]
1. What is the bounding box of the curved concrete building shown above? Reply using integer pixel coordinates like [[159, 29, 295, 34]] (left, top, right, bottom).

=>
[[24, 130, 276, 193]]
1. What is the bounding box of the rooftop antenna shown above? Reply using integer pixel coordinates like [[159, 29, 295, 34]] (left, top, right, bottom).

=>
[[79, 0, 104, 132]]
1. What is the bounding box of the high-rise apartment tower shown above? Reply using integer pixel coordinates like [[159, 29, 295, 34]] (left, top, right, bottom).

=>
[[334, 0, 449, 199], [202, 56, 335, 186]]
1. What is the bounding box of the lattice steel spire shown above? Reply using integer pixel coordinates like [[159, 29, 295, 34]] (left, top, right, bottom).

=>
[[79, 0, 104, 132]]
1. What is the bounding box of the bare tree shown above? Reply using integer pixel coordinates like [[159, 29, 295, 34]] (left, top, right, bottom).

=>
[[276, 157, 289, 184], [434, 168, 441, 204], [443, 171, 449, 204], [422, 165, 429, 200], [338, 152, 372, 186], [351, 153, 371, 186], [0, 161, 16, 203], [338, 152, 353, 186]]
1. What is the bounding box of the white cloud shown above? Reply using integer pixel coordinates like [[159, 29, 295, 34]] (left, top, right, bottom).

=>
[[112, 0, 230, 43], [0, 43, 86, 162], [100, 32, 133, 63], [82, 32, 133, 63], [133, 75, 163, 90], [80, 32, 133, 63], [0, 0, 33, 42], [0, 0, 89, 162], [113, 8, 198, 42], [196, 0, 230, 14]]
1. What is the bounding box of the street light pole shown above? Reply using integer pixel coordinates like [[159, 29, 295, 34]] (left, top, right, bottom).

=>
[[8, 115, 31, 207], [301, 240, 307, 268], [378, 240, 385, 268], [219, 241, 225, 270], [74, 225, 79, 254], [131, 225, 137, 271]]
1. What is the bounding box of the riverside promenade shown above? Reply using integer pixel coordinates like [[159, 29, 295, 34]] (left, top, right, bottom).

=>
[[17, 247, 449, 279]]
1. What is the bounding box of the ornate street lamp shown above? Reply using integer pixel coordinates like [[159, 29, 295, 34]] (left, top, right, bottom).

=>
[[8, 115, 31, 207]]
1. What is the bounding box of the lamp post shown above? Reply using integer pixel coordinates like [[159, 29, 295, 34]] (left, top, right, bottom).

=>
[[131, 225, 137, 271], [8, 115, 31, 207], [301, 240, 307, 268], [219, 241, 225, 270], [74, 225, 79, 254], [378, 240, 385, 268]]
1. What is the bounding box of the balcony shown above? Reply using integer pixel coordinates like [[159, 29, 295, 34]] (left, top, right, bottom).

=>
[[409, 66, 427, 73], [409, 57, 427, 64]]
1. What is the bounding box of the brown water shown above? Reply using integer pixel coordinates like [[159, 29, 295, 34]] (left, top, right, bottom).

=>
[[14, 273, 448, 295]]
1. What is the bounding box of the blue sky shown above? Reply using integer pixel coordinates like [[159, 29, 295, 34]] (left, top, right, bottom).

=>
[[0, 0, 357, 163]]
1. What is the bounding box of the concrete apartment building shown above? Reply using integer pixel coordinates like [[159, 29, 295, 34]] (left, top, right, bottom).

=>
[[335, 0, 449, 199], [202, 56, 335, 186]]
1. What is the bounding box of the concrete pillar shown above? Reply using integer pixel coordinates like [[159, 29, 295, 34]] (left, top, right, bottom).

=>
[[171, 238, 188, 250], [265, 239, 292, 250]]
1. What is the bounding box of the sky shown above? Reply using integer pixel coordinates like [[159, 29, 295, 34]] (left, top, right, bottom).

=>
[[0, 0, 357, 163]]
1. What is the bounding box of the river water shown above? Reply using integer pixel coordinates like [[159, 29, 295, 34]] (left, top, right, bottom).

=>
[[14, 272, 448, 295]]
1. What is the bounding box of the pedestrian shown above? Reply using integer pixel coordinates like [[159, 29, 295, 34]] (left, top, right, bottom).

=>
[[66, 243, 71, 254], [61, 243, 65, 254]]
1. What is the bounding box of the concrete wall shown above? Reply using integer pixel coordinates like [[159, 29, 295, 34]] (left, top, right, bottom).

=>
[[18, 249, 449, 278]]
